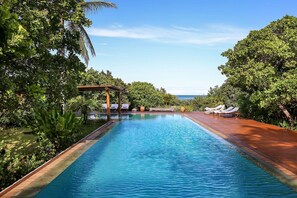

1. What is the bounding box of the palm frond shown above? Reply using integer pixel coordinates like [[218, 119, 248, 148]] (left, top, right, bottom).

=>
[[78, 25, 96, 57], [81, 1, 117, 13], [79, 35, 90, 65], [68, 22, 90, 65]]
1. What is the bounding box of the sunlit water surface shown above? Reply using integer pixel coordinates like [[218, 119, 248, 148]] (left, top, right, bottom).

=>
[[36, 114, 297, 197]]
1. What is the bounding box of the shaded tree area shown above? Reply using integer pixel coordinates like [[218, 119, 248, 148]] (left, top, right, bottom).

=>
[[0, 0, 88, 127], [66, 68, 129, 121], [0, 0, 116, 190], [219, 15, 297, 129]]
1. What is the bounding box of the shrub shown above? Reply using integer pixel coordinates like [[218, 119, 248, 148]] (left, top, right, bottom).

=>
[[31, 109, 83, 151], [128, 82, 164, 110]]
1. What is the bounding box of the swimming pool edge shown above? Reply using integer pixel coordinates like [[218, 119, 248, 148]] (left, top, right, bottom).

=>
[[183, 113, 297, 191]]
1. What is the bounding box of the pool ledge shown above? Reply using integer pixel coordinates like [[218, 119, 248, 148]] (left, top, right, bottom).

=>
[[184, 112, 297, 190], [0, 121, 116, 198]]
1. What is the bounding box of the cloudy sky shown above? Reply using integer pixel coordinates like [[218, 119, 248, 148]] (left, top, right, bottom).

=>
[[86, 0, 297, 95]]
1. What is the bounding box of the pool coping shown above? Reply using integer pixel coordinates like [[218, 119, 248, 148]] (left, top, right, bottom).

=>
[[183, 113, 297, 190], [0, 121, 116, 198]]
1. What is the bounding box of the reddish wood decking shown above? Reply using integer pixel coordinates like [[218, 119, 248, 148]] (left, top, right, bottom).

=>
[[185, 112, 297, 184]]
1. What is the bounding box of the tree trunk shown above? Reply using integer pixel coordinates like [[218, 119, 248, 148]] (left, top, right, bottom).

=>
[[278, 103, 294, 129]]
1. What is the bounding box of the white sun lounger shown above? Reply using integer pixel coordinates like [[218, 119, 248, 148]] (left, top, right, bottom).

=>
[[102, 104, 107, 111], [149, 107, 175, 112], [121, 104, 130, 111], [204, 105, 225, 114], [218, 107, 239, 117], [214, 106, 234, 114], [205, 104, 224, 111], [110, 104, 119, 111]]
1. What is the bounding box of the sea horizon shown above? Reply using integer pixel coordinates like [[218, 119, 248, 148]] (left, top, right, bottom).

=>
[[175, 95, 206, 100]]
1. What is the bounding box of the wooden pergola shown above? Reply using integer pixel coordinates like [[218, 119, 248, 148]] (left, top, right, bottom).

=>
[[77, 85, 124, 120]]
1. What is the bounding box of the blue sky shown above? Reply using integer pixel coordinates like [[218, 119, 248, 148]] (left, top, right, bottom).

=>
[[86, 0, 297, 95]]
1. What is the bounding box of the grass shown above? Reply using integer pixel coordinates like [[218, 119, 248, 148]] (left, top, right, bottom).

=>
[[0, 128, 37, 155], [0, 119, 107, 155], [78, 119, 107, 139]]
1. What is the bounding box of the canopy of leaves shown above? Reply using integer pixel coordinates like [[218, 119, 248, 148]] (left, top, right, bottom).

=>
[[0, 0, 91, 127], [128, 82, 164, 110], [78, 68, 128, 104], [158, 87, 179, 106], [219, 15, 297, 128]]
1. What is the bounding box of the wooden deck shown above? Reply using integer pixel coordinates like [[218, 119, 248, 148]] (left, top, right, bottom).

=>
[[185, 112, 297, 186]]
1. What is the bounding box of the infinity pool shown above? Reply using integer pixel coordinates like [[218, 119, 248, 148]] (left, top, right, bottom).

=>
[[36, 114, 297, 197]]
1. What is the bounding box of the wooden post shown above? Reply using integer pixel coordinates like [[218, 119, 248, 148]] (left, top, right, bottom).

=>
[[118, 91, 122, 115], [106, 88, 110, 120]]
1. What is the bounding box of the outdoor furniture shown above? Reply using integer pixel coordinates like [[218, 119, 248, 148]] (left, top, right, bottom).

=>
[[204, 105, 225, 114], [102, 104, 107, 111], [121, 104, 130, 111], [149, 107, 175, 112], [110, 104, 119, 111], [87, 114, 96, 120], [214, 106, 234, 114], [205, 104, 224, 111], [218, 107, 240, 117]]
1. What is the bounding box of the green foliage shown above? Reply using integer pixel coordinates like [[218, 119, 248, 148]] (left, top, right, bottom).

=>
[[74, 1, 117, 65], [128, 82, 164, 110], [78, 68, 129, 104], [0, 135, 55, 191], [219, 15, 297, 128], [31, 109, 83, 151], [66, 95, 98, 123], [158, 87, 179, 106], [0, 0, 34, 57], [0, 0, 92, 127], [189, 81, 240, 111], [0, 119, 105, 190]]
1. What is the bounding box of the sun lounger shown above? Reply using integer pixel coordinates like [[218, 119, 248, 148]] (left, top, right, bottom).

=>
[[204, 105, 225, 114], [214, 106, 234, 114], [110, 104, 119, 111], [218, 107, 239, 117], [149, 107, 175, 112], [102, 104, 107, 111], [205, 104, 224, 111], [87, 114, 96, 120], [121, 104, 130, 111]]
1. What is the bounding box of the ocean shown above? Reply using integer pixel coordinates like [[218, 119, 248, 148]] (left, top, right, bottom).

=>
[[176, 95, 202, 100]]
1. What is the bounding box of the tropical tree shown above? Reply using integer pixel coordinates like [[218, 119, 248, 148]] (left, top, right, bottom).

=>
[[158, 87, 179, 106], [128, 82, 164, 110], [219, 15, 297, 128], [0, 0, 89, 127], [69, 1, 117, 65], [79, 68, 128, 104], [66, 95, 98, 123]]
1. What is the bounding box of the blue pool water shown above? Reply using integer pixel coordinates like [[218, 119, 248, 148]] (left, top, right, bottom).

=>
[[36, 114, 297, 197]]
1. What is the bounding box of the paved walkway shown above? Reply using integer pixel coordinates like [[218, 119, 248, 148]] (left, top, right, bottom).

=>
[[185, 112, 297, 184]]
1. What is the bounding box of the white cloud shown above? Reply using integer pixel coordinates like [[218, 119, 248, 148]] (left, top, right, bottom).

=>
[[87, 24, 249, 46]]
